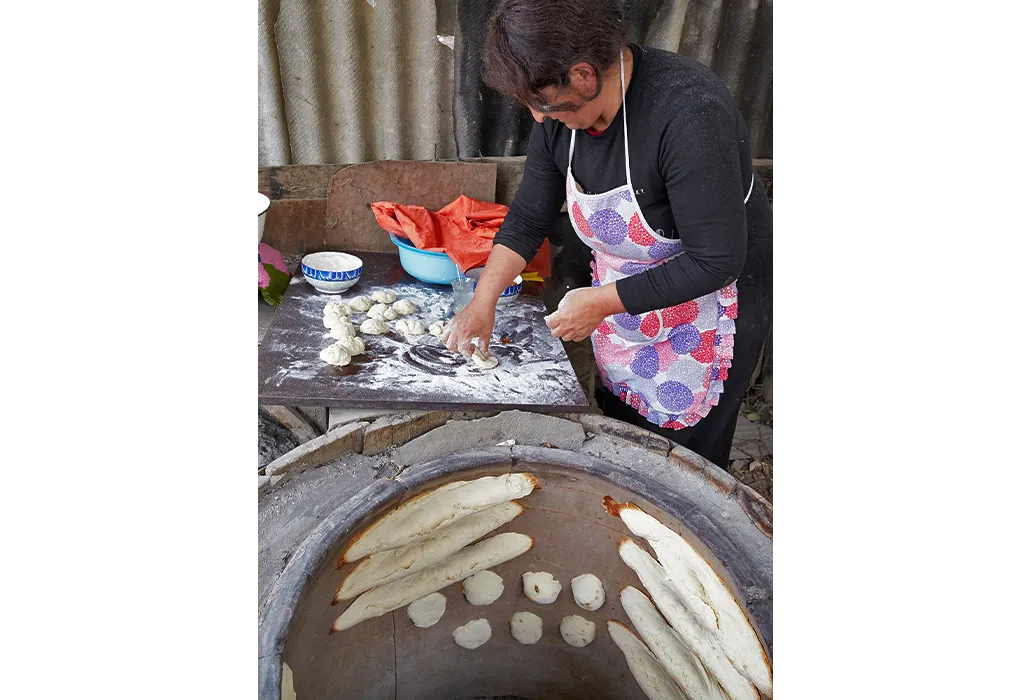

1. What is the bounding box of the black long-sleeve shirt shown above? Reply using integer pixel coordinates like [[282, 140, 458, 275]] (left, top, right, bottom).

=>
[[494, 44, 770, 316]]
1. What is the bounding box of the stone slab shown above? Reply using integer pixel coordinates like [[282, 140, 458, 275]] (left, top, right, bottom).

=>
[[264, 422, 367, 477], [362, 411, 449, 455]]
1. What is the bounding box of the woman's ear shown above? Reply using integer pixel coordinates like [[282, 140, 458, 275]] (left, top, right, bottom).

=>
[[567, 61, 598, 96]]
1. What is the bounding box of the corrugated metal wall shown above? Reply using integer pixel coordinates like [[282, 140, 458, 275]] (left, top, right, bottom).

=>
[[258, 0, 771, 167]]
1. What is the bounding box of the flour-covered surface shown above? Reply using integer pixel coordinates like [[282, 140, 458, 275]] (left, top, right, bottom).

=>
[[258, 253, 589, 411]]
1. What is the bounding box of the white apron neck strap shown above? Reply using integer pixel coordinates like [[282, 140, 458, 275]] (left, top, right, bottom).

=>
[[568, 49, 631, 177], [619, 50, 632, 183]]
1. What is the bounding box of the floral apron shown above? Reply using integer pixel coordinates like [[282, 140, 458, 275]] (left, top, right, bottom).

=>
[[566, 52, 750, 429]]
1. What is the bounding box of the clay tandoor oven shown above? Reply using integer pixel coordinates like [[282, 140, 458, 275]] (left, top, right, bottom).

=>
[[258, 412, 772, 699]]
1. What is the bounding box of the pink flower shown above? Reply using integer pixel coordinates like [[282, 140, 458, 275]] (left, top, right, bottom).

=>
[[258, 243, 288, 274]]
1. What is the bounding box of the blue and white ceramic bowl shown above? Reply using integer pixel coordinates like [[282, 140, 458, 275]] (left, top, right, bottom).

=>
[[301, 252, 363, 293], [465, 267, 523, 305]]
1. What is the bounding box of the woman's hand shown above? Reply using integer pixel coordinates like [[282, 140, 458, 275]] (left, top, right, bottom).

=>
[[545, 285, 624, 342], [442, 244, 529, 354], [442, 297, 497, 356]]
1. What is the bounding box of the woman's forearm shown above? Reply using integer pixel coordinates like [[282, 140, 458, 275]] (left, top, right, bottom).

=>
[[593, 282, 626, 316], [470, 245, 529, 305]]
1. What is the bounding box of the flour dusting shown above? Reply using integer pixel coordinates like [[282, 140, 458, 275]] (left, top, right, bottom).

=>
[[258, 278, 587, 410]]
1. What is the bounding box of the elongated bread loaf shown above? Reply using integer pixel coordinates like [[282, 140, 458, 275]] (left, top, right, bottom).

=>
[[336, 501, 524, 601], [609, 498, 772, 698], [621, 586, 730, 700], [340, 474, 538, 564], [331, 532, 533, 632], [608, 620, 689, 700], [619, 539, 758, 700]]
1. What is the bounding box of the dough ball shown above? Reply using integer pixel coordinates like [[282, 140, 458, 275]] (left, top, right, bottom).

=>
[[347, 296, 373, 312], [463, 570, 504, 606], [323, 300, 350, 317], [392, 299, 417, 316], [359, 318, 390, 335], [319, 344, 352, 366], [336, 336, 365, 356], [371, 290, 397, 304], [406, 592, 446, 628], [328, 321, 356, 340], [395, 319, 427, 337], [571, 573, 605, 611], [323, 306, 349, 330], [559, 614, 596, 648], [428, 321, 446, 337], [367, 303, 398, 321], [452, 619, 491, 649], [509, 611, 543, 645], [522, 571, 562, 604]]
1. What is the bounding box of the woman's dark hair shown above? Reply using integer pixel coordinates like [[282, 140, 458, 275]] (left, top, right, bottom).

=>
[[483, 0, 627, 110]]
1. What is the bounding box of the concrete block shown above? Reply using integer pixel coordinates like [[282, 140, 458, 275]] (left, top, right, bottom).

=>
[[258, 474, 270, 491], [444, 410, 501, 422], [396, 447, 516, 488], [295, 406, 329, 434], [391, 410, 586, 467], [576, 414, 671, 454], [362, 411, 450, 455], [328, 407, 398, 430], [265, 422, 367, 477], [262, 405, 319, 444]]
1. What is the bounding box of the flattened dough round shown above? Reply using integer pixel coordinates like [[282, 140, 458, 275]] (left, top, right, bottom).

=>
[[371, 290, 397, 304], [509, 611, 543, 645], [406, 592, 446, 628], [571, 573, 605, 611], [560, 614, 596, 647], [470, 346, 499, 369], [463, 570, 504, 606], [522, 571, 562, 604], [453, 619, 491, 649]]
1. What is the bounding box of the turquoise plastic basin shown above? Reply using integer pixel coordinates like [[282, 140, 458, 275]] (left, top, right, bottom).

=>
[[389, 234, 460, 285]]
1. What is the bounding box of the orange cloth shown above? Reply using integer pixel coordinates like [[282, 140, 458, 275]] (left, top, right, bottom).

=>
[[371, 195, 550, 277]]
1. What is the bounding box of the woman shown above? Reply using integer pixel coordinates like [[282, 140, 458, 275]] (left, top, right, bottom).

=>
[[444, 0, 773, 469]]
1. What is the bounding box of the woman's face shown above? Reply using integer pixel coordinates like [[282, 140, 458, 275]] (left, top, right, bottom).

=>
[[528, 90, 604, 129]]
